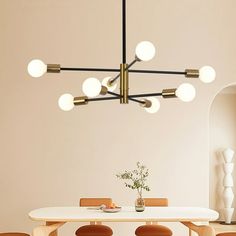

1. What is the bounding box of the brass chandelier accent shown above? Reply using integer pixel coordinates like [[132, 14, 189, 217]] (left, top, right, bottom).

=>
[[27, 0, 216, 114]]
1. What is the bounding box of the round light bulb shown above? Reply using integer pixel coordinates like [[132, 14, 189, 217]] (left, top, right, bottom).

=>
[[176, 83, 196, 102], [199, 66, 216, 83], [58, 93, 74, 111], [27, 59, 47, 78], [82, 77, 102, 98], [102, 76, 117, 92], [144, 97, 160, 113], [135, 41, 156, 61]]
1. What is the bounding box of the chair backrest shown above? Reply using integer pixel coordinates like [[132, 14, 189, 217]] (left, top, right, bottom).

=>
[[80, 198, 112, 207], [217, 233, 236, 236], [143, 198, 168, 207], [0, 233, 30, 236]]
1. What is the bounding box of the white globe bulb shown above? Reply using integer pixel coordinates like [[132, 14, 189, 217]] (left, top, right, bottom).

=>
[[199, 66, 216, 83], [102, 76, 117, 92], [144, 97, 160, 114], [176, 83, 196, 102], [82, 77, 101, 98], [27, 59, 47, 78], [135, 41, 156, 61], [58, 93, 74, 111]]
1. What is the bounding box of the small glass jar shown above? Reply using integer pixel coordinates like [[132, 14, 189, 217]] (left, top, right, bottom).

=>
[[135, 197, 145, 212]]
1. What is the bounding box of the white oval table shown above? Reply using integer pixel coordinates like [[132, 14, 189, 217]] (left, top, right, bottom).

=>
[[29, 206, 219, 236]]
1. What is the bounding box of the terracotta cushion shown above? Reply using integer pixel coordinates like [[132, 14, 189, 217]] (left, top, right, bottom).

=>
[[217, 233, 236, 236], [75, 225, 113, 236], [0, 233, 30, 236], [135, 225, 172, 236]]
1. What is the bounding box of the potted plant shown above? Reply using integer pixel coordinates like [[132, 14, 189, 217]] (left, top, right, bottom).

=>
[[116, 162, 150, 212]]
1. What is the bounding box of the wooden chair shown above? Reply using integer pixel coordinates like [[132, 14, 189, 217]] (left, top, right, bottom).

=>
[[217, 233, 236, 236], [135, 198, 173, 236], [75, 198, 113, 236], [0, 233, 30, 236]]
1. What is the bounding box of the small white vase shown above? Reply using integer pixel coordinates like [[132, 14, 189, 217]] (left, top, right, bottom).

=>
[[223, 148, 235, 163], [223, 188, 234, 208], [223, 208, 234, 224]]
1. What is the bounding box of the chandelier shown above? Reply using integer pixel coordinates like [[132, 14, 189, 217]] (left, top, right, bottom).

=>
[[27, 0, 216, 114]]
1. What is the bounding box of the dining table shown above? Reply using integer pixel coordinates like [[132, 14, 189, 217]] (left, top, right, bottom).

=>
[[29, 206, 219, 236]]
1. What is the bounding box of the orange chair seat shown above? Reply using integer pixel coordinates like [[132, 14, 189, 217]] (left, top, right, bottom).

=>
[[217, 233, 236, 236], [75, 225, 113, 236], [135, 225, 173, 236]]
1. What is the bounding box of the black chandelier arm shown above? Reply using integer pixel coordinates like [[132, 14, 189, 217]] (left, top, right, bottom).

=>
[[79, 91, 172, 104], [107, 91, 121, 97], [109, 71, 122, 84], [86, 94, 143, 104], [128, 69, 186, 75], [129, 92, 163, 98], [60, 67, 186, 76], [129, 97, 145, 104], [60, 67, 120, 72], [122, 0, 126, 63], [87, 96, 120, 102], [127, 58, 138, 68], [108, 91, 145, 104]]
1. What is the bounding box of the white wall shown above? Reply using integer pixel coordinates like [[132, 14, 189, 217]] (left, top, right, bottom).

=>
[[210, 92, 236, 220], [1, 0, 236, 235]]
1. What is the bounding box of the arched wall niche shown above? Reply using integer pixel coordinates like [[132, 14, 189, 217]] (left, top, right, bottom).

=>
[[209, 83, 236, 221]]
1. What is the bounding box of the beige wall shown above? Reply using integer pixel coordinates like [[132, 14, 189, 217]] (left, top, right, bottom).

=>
[[210, 92, 236, 220], [1, 0, 236, 235]]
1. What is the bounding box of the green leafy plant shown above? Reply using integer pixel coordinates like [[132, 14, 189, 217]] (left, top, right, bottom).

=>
[[116, 162, 150, 198]]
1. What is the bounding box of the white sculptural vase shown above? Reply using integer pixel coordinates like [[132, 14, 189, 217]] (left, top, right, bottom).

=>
[[223, 208, 234, 224], [223, 163, 234, 174], [221, 148, 235, 224], [223, 187, 234, 208], [223, 148, 235, 163]]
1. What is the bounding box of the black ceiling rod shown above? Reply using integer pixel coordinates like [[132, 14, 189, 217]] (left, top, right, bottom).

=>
[[122, 0, 126, 64]]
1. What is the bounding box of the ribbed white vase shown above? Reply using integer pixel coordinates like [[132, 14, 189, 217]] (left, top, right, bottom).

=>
[[223, 187, 234, 208], [223, 208, 234, 224], [222, 148, 235, 224], [223, 173, 234, 187], [223, 148, 235, 163], [223, 163, 234, 174]]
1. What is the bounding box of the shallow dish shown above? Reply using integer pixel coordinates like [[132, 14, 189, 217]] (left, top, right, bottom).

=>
[[102, 207, 121, 213]]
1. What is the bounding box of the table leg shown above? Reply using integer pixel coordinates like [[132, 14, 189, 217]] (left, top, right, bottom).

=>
[[189, 228, 192, 236], [33, 222, 65, 236], [181, 222, 216, 236], [46, 222, 62, 236]]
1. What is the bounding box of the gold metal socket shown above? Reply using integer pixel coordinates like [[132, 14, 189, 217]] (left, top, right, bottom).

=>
[[100, 86, 108, 95], [73, 96, 88, 106], [162, 88, 177, 98], [185, 69, 199, 78], [140, 99, 152, 108], [47, 64, 61, 73], [120, 63, 129, 104], [108, 78, 115, 86]]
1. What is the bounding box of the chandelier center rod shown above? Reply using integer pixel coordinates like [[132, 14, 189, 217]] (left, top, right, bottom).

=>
[[122, 0, 126, 64]]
